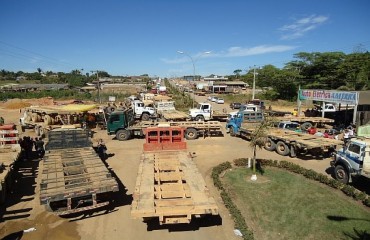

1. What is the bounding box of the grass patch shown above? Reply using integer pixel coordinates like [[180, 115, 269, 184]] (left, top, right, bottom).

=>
[[224, 167, 370, 240]]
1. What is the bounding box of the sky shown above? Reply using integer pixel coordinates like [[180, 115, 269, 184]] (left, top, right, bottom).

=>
[[1, 0, 370, 78]]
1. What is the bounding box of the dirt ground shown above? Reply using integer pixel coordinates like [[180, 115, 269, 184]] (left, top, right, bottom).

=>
[[0, 97, 338, 240]]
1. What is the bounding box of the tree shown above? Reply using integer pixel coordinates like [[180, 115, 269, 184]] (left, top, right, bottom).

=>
[[249, 118, 272, 181], [233, 69, 242, 78], [37, 68, 42, 74]]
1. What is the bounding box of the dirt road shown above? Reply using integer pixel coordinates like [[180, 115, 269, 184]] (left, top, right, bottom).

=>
[[0, 106, 335, 240]]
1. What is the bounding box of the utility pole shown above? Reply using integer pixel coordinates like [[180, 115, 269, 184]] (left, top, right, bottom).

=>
[[252, 66, 256, 100]]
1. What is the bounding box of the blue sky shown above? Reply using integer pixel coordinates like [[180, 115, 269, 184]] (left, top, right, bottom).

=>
[[1, 0, 369, 78]]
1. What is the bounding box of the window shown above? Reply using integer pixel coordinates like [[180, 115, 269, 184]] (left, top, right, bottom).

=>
[[348, 143, 361, 154], [109, 114, 120, 123]]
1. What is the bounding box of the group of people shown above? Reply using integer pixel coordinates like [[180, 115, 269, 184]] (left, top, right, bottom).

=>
[[307, 124, 356, 143], [19, 136, 45, 160]]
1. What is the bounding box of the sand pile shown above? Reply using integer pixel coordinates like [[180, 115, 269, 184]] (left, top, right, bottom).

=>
[[0, 97, 55, 109]]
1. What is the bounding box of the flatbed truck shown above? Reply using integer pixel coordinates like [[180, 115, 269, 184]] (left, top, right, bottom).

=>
[[39, 127, 119, 215], [131, 126, 219, 225], [227, 111, 342, 157], [107, 109, 223, 141], [20, 104, 97, 136]]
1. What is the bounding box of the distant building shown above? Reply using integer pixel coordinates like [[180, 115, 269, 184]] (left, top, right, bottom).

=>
[[0, 83, 69, 92]]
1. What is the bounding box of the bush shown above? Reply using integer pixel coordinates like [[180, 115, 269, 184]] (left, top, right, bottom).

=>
[[234, 158, 249, 166], [341, 185, 356, 198]]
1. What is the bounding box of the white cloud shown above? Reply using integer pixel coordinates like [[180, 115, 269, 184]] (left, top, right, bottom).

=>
[[224, 45, 296, 57], [280, 15, 328, 40]]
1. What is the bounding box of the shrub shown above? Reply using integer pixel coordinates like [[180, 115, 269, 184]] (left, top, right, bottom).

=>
[[234, 158, 249, 167], [341, 185, 356, 198], [354, 191, 367, 201]]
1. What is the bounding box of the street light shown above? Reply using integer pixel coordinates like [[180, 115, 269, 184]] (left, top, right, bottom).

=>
[[176, 50, 211, 108], [249, 65, 261, 100]]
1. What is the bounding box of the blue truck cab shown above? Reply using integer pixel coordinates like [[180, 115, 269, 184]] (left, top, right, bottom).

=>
[[226, 111, 264, 136]]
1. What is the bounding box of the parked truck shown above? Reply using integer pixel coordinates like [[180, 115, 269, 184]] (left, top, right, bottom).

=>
[[20, 104, 98, 136], [39, 127, 119, 215], [106, 108, 223, 141], [130, 100, 156, 121], [188, 102, 228, 121], [155, 101, 188, 121], [330, 124, 370, 184], [131, 126, 219, 225], [226, 111, 342, 158], [0, 124, 21, 204], [274, 116, 335, 131]]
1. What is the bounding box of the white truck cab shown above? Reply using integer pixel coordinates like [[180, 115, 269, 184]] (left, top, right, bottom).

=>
[[330, 124, 370, 183], [131, 100, 156, 121], [189, 103, 212, 121]]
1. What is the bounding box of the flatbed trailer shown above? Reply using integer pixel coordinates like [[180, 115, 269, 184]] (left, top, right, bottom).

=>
[[39, 127, 118, 215], [274, 116, 335, 131], [0, 125, 20, 204], [131, 126, 219, 225], [239, 126, 342, 157], [155, 101, 189, 121], [119, 120, 223, 141]]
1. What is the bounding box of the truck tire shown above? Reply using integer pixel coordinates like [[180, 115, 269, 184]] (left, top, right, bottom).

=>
[[116, 129, 131, 141], [276, 141, 290, 156], [301, 122, 313, 131], [35, 125, 41, 136], [185, 128, 198, 140], [229, 127, 236, 137], [334, 165, 349, 184], [44, 115, 52, 125], [141, 113, 150, 121], [290, 145, 297, 158], [195, 115, 205, 121], [264, 138, 276, 151]]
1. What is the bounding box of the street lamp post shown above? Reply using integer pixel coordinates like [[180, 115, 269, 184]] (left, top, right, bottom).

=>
[[250, 65, 260, 100], [177, 51, 211, 108]]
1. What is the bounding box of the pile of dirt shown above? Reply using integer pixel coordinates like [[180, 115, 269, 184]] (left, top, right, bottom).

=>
[[0, 97, 55, 109]]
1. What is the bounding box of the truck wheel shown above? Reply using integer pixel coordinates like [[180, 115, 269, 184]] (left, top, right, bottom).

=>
[[44, 115, 52, 125], [141, 113, 150, 121], [264, 138, 276, 151], [116, 129, 131, 141], [301, 122, 313, 131], [276, 141, 290, 156], [195, 115, 205, 121], [229, 127, 236, 137], [35, 125, 41, 136], [185, 128, 198, 140], [334, 165, 349, 184]]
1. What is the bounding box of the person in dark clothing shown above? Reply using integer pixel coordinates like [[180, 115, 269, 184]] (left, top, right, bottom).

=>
[[97, 139, 107, 160], [34, 137, 45, 158]]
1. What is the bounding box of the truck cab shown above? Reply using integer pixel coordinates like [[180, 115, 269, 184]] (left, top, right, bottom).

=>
[[131, 100, 156, 121], [239, 104, 260, 112], [106, 109, 137, 141], [226, 111, 264, 136], [188, 103, 212, 121], [330, 125, 370, 183], [276, 121, 301, 132]]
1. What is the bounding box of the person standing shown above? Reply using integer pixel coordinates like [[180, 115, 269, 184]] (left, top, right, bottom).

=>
[[0, 116, 4, 125]]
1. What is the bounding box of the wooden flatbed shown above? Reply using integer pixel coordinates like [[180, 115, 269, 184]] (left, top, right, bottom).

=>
[[239, 126, 342, 157], [0, 125, 21, 204], [131, 126, 218, 225], [128, 120, 223, 140], [39, 128, 118, 215]]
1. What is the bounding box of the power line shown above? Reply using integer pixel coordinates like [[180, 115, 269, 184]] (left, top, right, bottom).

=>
[[0, 40, 82, 70]]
